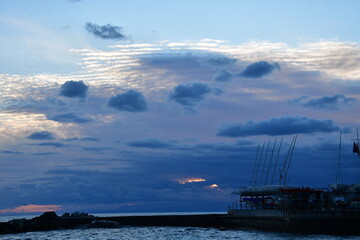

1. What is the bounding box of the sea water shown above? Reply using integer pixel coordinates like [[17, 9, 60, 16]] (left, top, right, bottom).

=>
[[1, 227, 360, 240], [1, 213, 360, 240]]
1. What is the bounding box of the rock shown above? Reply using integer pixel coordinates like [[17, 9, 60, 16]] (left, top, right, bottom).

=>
[[61, 212, 70, 218], [87, 220, 121, 229], [37, 211, 60, 220], [8, 218, 27, 232], [70, 212, 93, 218]]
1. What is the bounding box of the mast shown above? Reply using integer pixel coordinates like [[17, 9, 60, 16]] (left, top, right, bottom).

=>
[[352, 127, 360, 181], [254, 142, 265, 185], [251, 143, 261, 186], [336, 131, 342, 184], [283, 135, 297, 186], [356, 127, 360, 182], [260, 140, 270, 185], [271, 137, 283, 185], [265, 138, 277, 185]]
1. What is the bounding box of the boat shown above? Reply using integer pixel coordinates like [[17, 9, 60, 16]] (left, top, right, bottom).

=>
[[223, 134, 360, 235]]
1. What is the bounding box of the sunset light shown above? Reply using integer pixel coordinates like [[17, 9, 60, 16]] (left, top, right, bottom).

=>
[[0, 204, 62, 214], [177, 178, 206, 184]]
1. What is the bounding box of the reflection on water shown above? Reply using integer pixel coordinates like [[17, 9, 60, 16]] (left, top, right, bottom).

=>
[[1, 227, 360, 240]]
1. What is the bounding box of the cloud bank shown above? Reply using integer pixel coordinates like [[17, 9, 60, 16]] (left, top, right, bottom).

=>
[[217, 116, 340, 137], [27, 131, 54, 140], [127, 138, 173, 149], [47, 113, 92, 123], [288, 94, 356, 110]]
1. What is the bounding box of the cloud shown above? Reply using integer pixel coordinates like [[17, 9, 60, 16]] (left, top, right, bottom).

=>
[[82, 147, 112, 152], [169, 83, 212, 106], [217, 116, 340, 137], [127, 138, 173, 149], [36, 142, 67, 148], [1, 150, 22, 154], [85, 22, 127, 40], [108, 90, 148, 112], [238, 61, 280, 78], [206, 57, 237, 66], [60, 80, 89, 98], [213, 69, 235, 82], [27, 131, 54, 140], [31, 152, 58, 156], [176, 177, 206, 184], [47, 113, 92, 123], [288, 94, 357, 110], [0, 204, 62, 213], [66, 137, 99, 142]]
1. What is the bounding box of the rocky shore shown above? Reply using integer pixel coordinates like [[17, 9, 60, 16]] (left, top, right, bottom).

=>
[[0, 212, 225, 235]]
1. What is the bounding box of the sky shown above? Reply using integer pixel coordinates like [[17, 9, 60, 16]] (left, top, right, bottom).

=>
[[0, 0, 360, 215]]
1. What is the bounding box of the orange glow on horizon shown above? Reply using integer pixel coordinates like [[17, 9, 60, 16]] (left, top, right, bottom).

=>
[[177, 177, 206, 184], [208, 184, 219, 188], [0, 204, 62, 214]]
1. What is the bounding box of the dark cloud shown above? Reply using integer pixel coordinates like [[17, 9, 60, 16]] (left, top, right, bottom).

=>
[[217, 116, 340, 137], [288, 94, 357, 110], [108, 90, 148, 112], [1, 150, 22, 154], [238, 61, 280, 78], [127, 138, 173, 149], [342, 127, 353, 134], [60, 81, 88, 98], [206, 57, 237, 66], [236, 139, 254, 146], [192, 142, 254, 153], [82, 147, 112, 152], [213, 69, 234, 82], [47, 113, 92, 124], [30, 152, 58, 156], [36, 142, 67, 148], [85, 22, 127, 40], [140, 54, 215, 82], [27, 131, 54, 140], [170, 83, 212, 106], [66, 137, 99, 142]]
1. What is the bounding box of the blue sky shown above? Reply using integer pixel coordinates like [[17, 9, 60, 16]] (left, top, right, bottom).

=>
[[0, 0, 360, 215]]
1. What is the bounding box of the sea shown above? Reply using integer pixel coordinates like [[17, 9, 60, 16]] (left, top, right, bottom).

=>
[[0, 212, 360, 240]]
